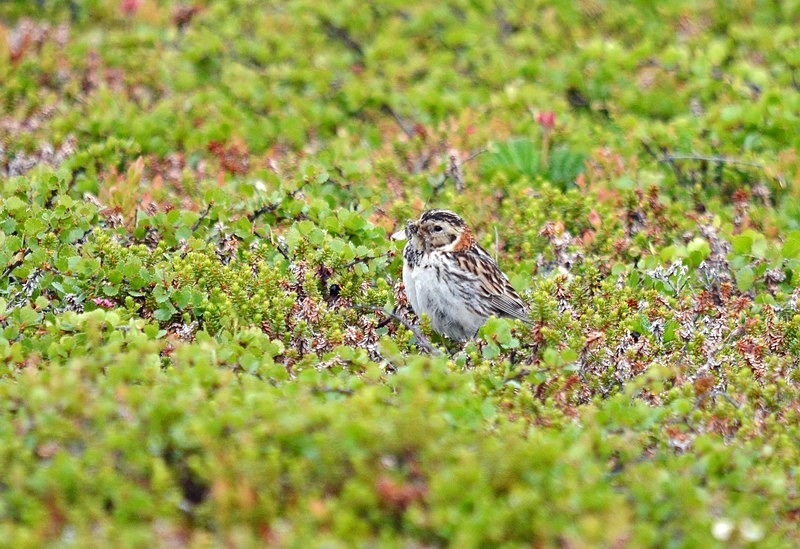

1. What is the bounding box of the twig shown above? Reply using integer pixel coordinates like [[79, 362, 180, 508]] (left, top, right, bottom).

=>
[[494, 5, 514, 41], [503, 367, 537, 384], [693, 390, 742, 411], [642, 141, 685, 184], [643, 143, 778, 186], [312, 386, 355, 396], [354, 304, 441, 356], [660, 153, 766, 169], [380, 104, 416, 139], [343, 252, 389, 269], [463, 148, 487, 164], [248, 188, 304, 222], [77, 227, 94, 245], [319, 16, 364, 59], [275, 235, 292, 262], [248, 202, 280, 222], [447, 152, 464, 191], [191, 202, 214, 231], [252, 228, 293, 263], [412, 150, 434, 174], [2, 248, 29, 280], [438, 147, 487, 189]]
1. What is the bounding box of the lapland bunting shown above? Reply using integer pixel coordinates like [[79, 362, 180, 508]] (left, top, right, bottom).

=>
[[393, 209, 530, 341]]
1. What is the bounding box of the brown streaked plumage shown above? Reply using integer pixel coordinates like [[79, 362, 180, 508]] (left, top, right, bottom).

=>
[[392, 209, 530, 341]]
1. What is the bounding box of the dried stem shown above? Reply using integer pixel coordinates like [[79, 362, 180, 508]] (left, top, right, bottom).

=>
[[660, 153, 765, 169], [642, 142, 780, 186], [381, 104, 416, 139], [354, 305, 442, 356], [191, 201, 214, 231]]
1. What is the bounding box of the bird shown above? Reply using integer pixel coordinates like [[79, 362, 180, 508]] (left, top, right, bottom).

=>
[[392, 209, 530, 341]]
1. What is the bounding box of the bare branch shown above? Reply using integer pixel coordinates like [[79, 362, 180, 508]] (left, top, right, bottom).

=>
[[354, 304, 442, 356], [642, 141, 685, 184], [2, 248, 30, 280], [312, 386, 355, 396], [447, 152, 464, 192], [319, 17, 364, 59], [437, 147, 486, 189], [694, 390, 742, 411], [248, 189, 303, 222], [463, 148, 487, 163], [381, 104, 416, 139], [661, 153, 765, 169], [249, 202, 281, 222], [191, 201, 214, 231], [642, 143, 779, 186], [343, 251, 389, 269]]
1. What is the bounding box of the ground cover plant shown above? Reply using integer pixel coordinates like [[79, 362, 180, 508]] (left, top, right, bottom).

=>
[[2, 0, 800, 546]]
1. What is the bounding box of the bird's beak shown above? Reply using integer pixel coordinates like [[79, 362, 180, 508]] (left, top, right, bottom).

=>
[[391, 220, 416, 241]]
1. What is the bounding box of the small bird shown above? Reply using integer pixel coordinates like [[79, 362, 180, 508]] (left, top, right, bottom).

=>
[[393, 209, 530, 341]]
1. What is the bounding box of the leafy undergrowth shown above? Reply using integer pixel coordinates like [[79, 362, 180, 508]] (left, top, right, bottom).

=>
[[2, 0, 800, 546]]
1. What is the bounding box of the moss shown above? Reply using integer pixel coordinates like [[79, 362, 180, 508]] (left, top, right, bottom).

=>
[[1, 0, 799, 545]]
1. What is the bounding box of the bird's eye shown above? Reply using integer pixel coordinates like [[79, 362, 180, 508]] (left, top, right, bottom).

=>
[[433, 225, 443, 232]]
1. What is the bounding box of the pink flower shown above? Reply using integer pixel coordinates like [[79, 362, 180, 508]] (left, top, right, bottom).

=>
[[120, 0, 141, 16], [536, 111, 556, 130], [92, 297, 116, 309]]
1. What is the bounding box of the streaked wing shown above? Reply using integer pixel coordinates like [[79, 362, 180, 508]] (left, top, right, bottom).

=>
[[452, 245, 531, 324], [489, 293, 531, 323]]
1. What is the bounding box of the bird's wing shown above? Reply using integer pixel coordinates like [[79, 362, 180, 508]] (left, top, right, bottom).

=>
[[453, 245, 531, 324], [489, 293, 531, 324]]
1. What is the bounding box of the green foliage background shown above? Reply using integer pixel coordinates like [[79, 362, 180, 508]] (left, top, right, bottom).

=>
[[2, 0, 800, 546]]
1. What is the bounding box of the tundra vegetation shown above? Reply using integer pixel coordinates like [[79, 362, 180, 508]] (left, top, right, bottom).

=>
[[1, 1, 800, 546]]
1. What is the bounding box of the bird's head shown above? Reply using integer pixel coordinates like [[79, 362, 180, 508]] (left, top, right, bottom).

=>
[[393, 209, 475, 253]]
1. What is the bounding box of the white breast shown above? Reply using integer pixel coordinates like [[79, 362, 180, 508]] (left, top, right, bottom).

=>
[[402, 261, 420, 313], [402, 252, 485, 341]]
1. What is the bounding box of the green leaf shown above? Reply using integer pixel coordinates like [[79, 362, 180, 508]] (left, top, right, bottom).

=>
[[175, 226, 192, 241], [686, 238, 710, 267], [173, 288, 192, 309], [751, 236, 768, 259], [233, 216, 252, 238], [542, 347, 560, 367], [735, 266, 755, 291], [307, 228, 326, 246], [613, 176, 635, 190], [482, 138, 540, 179], [4, 196, 26, 213], [297, 220, 315, 235], [101, 285, 119, 296], [731, 234, 753, 255], [663, 319, 679, 343], [121, 258, 143, 278], [3, 325, 19, 340], [631, 315, 651, 335], [4, 235, 23, 254], [482, 341, 500, 359], [561, 348, 578, 363], [154, 304, 176, 321], [24, 217, 47, 236], [526, 370, 547, 384], [479, 316, 513, 346], [547, 146, 586, 186], [781, 232, 800, 259], [18, 305, 38, 325], [153, 286, 171, 304]]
